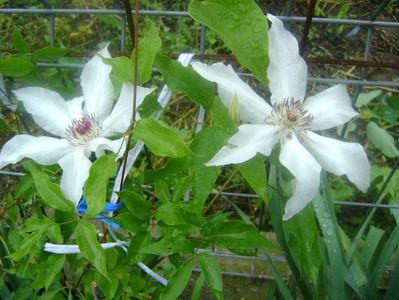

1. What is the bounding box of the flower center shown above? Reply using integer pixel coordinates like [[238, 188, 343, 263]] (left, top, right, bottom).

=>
[[272, 97, 313, 131], [65, 114, 101, 145]]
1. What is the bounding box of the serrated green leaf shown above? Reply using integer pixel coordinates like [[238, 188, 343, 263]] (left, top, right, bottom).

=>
[[367, 121, 399, 157], [33, 46, 70, 62], [84, 154, 117, 217], [189, 0, 269, 83], [24, 161, 75, 212], [134, 118, 191, 157], [0, 57, 35, 77], [160, 261, 193, 300], [75, 220, 109, 280], [12, 28, 30, 53], [197, 253, 224, 300]]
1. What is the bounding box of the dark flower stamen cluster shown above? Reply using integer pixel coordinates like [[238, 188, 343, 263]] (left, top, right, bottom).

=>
[[272, 97, 313, 130], [66, 114, 101, 145]]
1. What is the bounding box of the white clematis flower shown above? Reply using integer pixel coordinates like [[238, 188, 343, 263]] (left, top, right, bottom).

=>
[[191, 14, 370, 220], [0, 46, 154, 206]]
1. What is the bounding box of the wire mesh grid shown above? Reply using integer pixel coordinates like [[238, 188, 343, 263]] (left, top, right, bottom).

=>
[[0, 1, 398, 282]]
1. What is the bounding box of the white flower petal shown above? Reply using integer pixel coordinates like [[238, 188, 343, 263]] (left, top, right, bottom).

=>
[[206, 124, 279, 166], [191, 62, 272, 124], [58, 147, 92, 206], [89, 137, 126, 159], [279, 134, 321, 220], [304, 84, 358, 131], [0, 135, 73, 169], [302, 130, 370, 192], [66, 96, 84, 120], [13, 87, 71, 137], [101, 83, 155, 137], [81, 46, 114, 121], [267, 14, 308, 104]]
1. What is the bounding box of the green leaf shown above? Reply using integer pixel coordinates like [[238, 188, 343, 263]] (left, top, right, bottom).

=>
[[134, 118, 191, 157], [370, 225, 399, 287], [11, 231, 43, 261], [355, 90, 382, 108], [385, 257, 399, 300], [206, 221, 270, 249], [24, 217, 63, 243], [33, 46, 70, 62], [12, 28, 30, 53], [191, 272, 205, 300], [285, 206, 321, 287], [189, 127, 229, 206], [24, 161, 75, 212], [197, 253, 224, 300], [103, 27, 161, 84], [367, 121, 399, 157], [119, 191, 152, 220], [155, 54, 215, 109], [312, 192, 346, 300], [134, 27, 161, 84], [14, 174, 34, 200], [31, 254, 65, 290], [360, 226, 385, 269], [0, 57, 35, 77], [97, 271, 119, 299], [189, 0, 269, 83], [103, 56, 134, 83], [84, 154, 117, 217], [172, 176, 191, 201], [75, 220, 109, 280], [160, 261, 193, 300], [156, 203, 189, 226], [209, 97, 236, 134], [112, 212, 147, 233], [238, 154, 268, 202], [140, 237, 195, 255], [154, 178, 171, 203]]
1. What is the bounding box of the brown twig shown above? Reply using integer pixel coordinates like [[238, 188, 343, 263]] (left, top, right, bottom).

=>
[[119, 0, 141, 192], [300, 0, 318, 56]]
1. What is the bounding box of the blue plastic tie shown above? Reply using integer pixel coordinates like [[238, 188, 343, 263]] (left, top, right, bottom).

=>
[[77, 196, 123, 229]]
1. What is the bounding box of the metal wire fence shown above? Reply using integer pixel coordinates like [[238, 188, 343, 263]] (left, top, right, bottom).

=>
[[0, 1, 398, 281]]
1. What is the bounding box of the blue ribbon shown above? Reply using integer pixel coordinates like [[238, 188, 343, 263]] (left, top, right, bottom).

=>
[[77, 197, 123, 229]]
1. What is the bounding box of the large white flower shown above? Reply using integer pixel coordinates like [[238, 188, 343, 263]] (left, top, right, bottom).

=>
[[191, 14, 370, 220], [0, 46, 154, 206]]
